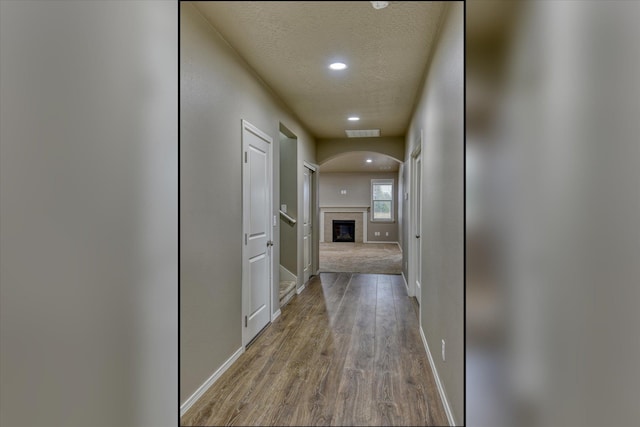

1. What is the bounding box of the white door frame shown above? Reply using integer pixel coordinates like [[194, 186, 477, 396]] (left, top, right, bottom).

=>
[[241, 119, 273, 347], [408, 131, 423, 303], [302, 164, 315, 286], [303, 161, 320, 276]]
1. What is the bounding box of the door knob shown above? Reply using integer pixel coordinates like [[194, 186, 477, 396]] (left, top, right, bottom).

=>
[[267, 240, 274, 247], [415, 235, 420, 239]]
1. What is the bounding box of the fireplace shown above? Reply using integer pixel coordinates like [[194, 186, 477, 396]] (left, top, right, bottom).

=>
[[333, 220, 355, 242]]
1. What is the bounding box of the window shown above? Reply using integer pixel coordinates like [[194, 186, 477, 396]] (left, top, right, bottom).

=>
[[371, 179, 394, 222]]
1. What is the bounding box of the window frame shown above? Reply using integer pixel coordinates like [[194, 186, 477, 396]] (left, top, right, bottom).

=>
[[371, 178, 394, 222]]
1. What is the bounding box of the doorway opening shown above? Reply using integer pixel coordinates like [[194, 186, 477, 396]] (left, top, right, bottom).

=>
[[318, 151, 402, 274], [279, 124, 298, 307], [302, 164, 316, 285]]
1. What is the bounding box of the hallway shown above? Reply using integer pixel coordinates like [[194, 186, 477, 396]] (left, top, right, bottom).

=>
[[180, 2, 463, 423], [181, 273, 446, 426]]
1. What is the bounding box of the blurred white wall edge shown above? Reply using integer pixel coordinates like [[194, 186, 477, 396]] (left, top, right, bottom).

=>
[[468, 1, 640, 426], [133, 2, 178, 426], [0, 1, 178, 426]]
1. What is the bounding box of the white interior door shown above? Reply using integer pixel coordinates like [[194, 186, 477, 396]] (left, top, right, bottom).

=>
[[242, 120, 272, 346], [302, 166, 312, 284], [412, 152, 422, 306]]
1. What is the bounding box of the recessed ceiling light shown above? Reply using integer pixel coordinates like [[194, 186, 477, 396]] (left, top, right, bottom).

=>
[[366, 159, 373, 163], [371, 1, 389, 9], [348, 116, 360, 121], [329, 62, 347, 70]]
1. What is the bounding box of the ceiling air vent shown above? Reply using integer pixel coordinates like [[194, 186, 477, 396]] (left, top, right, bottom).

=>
[[345, 129, 381, 138]]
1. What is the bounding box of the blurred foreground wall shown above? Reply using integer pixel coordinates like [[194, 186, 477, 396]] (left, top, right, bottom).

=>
[[0, 1, 178, 426], [467, 1, 640, 426]]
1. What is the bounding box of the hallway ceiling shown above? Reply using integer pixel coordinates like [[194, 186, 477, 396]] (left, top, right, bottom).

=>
[[193, 1, 447, 139]]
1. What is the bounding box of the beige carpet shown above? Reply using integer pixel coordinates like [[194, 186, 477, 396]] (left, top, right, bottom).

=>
[[319, 242, 402, 274]]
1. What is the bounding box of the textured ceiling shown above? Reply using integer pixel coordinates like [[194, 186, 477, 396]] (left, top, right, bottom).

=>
[[320, 151, 400, 173], [193, 1, 446, 139]]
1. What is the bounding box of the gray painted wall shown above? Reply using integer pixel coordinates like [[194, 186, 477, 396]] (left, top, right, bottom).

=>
[[279, 133, 298, 275], [319, 172, 399, 242], [403, 3, 464, 424], [0, 1, 178, 426], [181, 3, 316, 405]]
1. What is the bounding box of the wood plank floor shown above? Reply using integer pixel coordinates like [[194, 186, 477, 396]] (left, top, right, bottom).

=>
[[181, 273, 447, 426]]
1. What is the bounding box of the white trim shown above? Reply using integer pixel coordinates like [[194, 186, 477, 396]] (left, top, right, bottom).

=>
[[279, 264, 297, 282], [280, 290, 295, 307], [180, 346, 244, 418], [320, 207, 369, 243], [396, 242, 403, 253], [363, 211, 368, 243], [401, 271, 409, 295], [241, 119, 273, 348], [420, 326, 455, 427], [371, 178, 395, 222], [303, 160, 318, 172], [296, 283, 306, 294], [271, 309, 281, 321], [408, 133, 422, 300]]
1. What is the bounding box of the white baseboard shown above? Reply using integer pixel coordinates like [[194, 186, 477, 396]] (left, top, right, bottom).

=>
[[396, 241, 403, 253], [271, 309, 281, 321], [296, 283, 306, 294], [180, 346, 244, 418], [419, 326, 455, 426], [279, 264, 297, 282], [401, 271, 409, 295]]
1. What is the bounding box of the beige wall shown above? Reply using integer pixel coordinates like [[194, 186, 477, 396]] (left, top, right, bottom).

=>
[[319, 172, 398, 242], [317, 136, 405, 164], [403, 3, 464, 424], [180, 3, 316, 405]]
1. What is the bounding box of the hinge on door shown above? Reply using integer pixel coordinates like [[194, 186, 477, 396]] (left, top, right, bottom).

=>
[[245, 233, 248, 245], [244, 316, 247, 327], [244, 152, 248, 163]]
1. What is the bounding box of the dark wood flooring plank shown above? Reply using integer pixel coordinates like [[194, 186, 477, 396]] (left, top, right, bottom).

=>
[[372, 275, 412, 426], [181, 273, 452, 427], [232, 280, 332, 426], [187, 277, 326, 426], [182, 291, 307, 426], [333, 274, 377, 426], [391, 274, 448, 426], [292, 274, 356, 426]]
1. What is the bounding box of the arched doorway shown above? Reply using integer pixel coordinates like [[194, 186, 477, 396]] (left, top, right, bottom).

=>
[[318, 151, 403, 274]]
